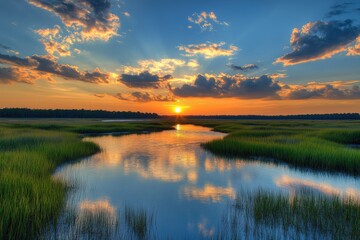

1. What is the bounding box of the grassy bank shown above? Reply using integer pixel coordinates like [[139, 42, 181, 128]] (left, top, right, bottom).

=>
[[0, 127, 99, 240], [217, 190, 360, 239], [0, 119, 174, 239], [185, 120, 360, 174], [0, 118, 174, 134]]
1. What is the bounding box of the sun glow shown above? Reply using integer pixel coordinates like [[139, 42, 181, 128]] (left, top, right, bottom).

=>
[[174, 107, 182, 114]]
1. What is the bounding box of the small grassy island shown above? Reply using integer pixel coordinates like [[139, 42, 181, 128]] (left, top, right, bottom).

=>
[[189, 120, 360, 175]]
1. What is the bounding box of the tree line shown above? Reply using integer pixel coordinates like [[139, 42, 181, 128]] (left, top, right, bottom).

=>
[[0, 108, 159, 118], [183, 113, 360, 120], [1, 108, 359, 120]]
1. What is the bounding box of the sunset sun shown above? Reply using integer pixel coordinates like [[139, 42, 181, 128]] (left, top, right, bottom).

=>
[[174, 107, 182, 114]]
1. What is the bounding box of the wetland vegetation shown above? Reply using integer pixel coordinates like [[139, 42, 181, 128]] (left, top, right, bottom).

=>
[[0, 119, 359, 239], [0, 119, 173, 240], [185, 120, 360, 175]]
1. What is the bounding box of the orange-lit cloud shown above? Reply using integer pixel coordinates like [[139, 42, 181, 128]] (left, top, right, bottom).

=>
[[182, 184, 235, 202], [347, 36, 360, 56], [276, 175, 360, 200], [77, 199, 118, 227], [120, 58, 199, 75], [178, 42, 238, 59], [115, 91, 176, 102], [276, 20, 360, 66], [188, 11, 228, 32], [0, 53, 111, 84], [0, 66, 51, 84], [198, 219, 214, 237], [28, 0, 120, 42], [35, 26, 72, 57], [283, 80, 360, 100]]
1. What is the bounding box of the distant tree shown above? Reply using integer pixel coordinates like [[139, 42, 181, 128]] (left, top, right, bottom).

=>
[[182, 113, 360, 120], [0, 108, 159, 119]]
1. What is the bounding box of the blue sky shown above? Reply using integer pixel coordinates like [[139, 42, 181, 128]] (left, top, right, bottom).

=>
[[0, 0, 359, 114]]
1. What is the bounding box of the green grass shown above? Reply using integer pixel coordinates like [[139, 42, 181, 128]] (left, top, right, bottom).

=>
[[216, 190, 360, 239], [0, 118, 174, 134], [0, 128, 100, 240], [0, 119, 174, 240], [183, 120, 360, 174]]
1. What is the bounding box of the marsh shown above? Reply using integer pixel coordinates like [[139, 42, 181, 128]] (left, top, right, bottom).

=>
[[50, 124, 360, 239]]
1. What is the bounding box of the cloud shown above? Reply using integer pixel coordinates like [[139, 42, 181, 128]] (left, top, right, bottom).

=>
[[178, 42, 238, 59], [28, 0, 120, 41], [77, 199, 117, 231], [325, 2, 352, 18], [173, 74, 281, 99], [347, 36, 360, 55], [74, 48, 81, 54], [285, 82, 360, 100], [230, 63, 258, 72], [120, 58, 199, 75], [182, 184, 235, 202], [172, 74, 360, 100], [34, 25, 71, 57], [0, 44, 19, 55], [115, 91, 175, 102], [0, 53, 110, 84], [119, 71, 171, 89], [276, 19, 360, 66], [0, 67, 37, 84], [0, 53, 36, 67], [188, 11, 228, 31], [0, 44, 10, 50], [324, 2, 356, 18]]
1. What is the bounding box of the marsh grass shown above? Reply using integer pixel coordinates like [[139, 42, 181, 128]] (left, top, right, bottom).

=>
[[1, 119, 174, 134], [124, 206, 155, 239], [216, 190, 360, 240], [194, 120, 360, 174], [43, 202, 156, 240], [0, 120, 171, 239], [0, 128, 100, 240]]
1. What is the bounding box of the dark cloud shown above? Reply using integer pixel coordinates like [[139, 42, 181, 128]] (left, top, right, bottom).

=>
[[325, 2, 353, 18], [115, 92, 175, 102], [0, 53, 36, 67], [0, 44, 10, 50], [119, 71, 171, 89], [230, 64, 258, 72], [325, 9, 345, 18], [0, 53, 110, 84], [94, 94, 105, 98], [287, 84, 360, 100], [28, 0, 119, 41], [0, 67, 32, 84], [173, 74, 281, 99], [276, 19, 360, 65]]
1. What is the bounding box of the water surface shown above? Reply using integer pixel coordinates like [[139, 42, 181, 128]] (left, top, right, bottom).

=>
[[54, 124, 360, 239]]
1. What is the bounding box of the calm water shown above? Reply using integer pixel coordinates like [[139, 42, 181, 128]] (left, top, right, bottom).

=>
[[54, 124, 360, 239]]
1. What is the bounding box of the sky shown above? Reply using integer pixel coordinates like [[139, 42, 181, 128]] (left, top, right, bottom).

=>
[[0, 0, 360, 115]]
